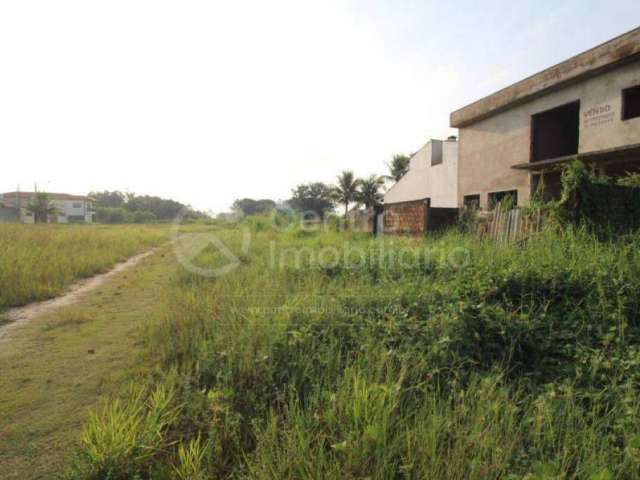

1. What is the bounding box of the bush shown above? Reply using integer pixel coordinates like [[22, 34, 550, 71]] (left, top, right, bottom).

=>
[[96, 207, 132, 224], [558, 160, 640, 234], [133, 211, 157, 224]]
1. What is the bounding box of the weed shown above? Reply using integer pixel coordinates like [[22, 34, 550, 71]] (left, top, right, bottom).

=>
[[68, 223, 640, 478]]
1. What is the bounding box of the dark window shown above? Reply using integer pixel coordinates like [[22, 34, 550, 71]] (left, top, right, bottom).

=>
[[431, 141, 443, 166], [622, 85, 640, 121], [531, 101, 580, 162], [463, 194, 480, 209], [488, 190, 518, 209]]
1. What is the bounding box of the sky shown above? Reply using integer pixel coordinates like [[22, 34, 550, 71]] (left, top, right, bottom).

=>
[[0, 1, 638, 213]]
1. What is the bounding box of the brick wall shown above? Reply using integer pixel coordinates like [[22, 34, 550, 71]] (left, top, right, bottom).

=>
[[384, 201, 459, 234], [384, 200, 427, 234]]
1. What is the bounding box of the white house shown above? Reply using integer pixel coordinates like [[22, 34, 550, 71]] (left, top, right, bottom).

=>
[[383, 137, 458, 234], [0, 192, 96, 224]]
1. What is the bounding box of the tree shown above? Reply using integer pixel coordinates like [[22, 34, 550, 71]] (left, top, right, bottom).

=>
[[27, 192, 58, 223], [125, 195, 185, 220], [288, 182, 335, 219], [357, 175, 385, 209], [90, 190, 205, 222], [332, 171, 361, 218], [89, 190, 126, 208], [386, 154, 410, 182], [231, 198, 276, 216]]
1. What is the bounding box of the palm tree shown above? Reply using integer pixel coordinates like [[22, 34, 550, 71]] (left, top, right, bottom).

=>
[[27, 192, 58, 223], [357, 175, 385, 209], [332, 171, 361, 218], [386, 154, 410, 182]]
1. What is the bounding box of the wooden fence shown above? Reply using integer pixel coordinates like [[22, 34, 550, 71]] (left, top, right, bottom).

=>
[[477, 207, 543, 243]]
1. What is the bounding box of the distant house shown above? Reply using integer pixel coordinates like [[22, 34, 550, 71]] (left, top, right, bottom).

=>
[[383, 137, 459, 234], [450, 27, 640, 210], [0, 192, 96, 224]]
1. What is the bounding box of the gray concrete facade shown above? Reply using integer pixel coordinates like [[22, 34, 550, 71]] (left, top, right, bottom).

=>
[[451, 27, 640, 209]]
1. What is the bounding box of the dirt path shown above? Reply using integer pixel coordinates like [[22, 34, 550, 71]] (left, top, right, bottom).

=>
[[0, 248, 158, 342], [0, 243, 176, 479]]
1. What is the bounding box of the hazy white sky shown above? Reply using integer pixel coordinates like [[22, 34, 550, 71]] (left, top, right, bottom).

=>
[[1, 1, 638, 213]]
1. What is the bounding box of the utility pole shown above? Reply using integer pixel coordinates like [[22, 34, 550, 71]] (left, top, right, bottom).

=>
[[16, 184, 21, 222]]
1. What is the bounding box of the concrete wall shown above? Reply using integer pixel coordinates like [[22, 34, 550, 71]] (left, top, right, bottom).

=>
[[457, 60, 640, 209], [384, 139, 458, 208], [52, 199, 93, 222], [19, 208, 35, 224], [451, 27, 640, 128]]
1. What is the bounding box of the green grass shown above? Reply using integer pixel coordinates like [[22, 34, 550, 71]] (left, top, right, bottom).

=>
[[0, 223, 168, 310], [0, 243, 178, 480], [54, 223, 640, 478]]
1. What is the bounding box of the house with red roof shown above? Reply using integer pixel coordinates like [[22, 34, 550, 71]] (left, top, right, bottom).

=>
[[0, 192, 95, 224]]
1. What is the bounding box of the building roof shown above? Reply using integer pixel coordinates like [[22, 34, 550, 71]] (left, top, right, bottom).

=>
[[450, 26, 640, 128], [1, 192, 93, 201]]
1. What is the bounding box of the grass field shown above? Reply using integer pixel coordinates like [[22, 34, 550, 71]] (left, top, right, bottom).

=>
[[0, 241, 178, 480], [0, 224, 167, 311], [61, 221, 640, 479]]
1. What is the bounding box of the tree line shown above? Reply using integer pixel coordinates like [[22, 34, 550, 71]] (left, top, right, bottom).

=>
[[230, 154, 411, 219], [22, 154, 411, 224], [90, 191, 205, 223]]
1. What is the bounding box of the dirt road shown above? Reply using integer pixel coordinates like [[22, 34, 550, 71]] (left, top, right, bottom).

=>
[[0, 248, 158, 342]]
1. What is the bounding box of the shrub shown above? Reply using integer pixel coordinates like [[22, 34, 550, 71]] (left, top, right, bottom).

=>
[[558, 160, 640, 234], [133, 210, 157, 224], [69, 385, 181, 480], [96, 206, 132, 224]]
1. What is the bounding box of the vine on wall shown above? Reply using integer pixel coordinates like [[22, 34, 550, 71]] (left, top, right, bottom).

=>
[[556, 160, 640, 235]]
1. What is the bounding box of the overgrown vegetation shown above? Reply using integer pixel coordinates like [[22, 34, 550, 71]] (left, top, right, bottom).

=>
[[0, 223, 166, 310], [91, 190, 206, 224], [67, 220, 640, 479], [556, 160, 640, 235]]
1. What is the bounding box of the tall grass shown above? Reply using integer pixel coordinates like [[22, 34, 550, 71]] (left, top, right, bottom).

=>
[[69, 223, 640, 478], [71, 384, 181, 480], [0, 223, 167, 310]]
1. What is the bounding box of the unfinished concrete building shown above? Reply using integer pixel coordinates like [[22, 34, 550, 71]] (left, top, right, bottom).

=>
[[383, 137, 458, 234], [451, 27, 640, 209]]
